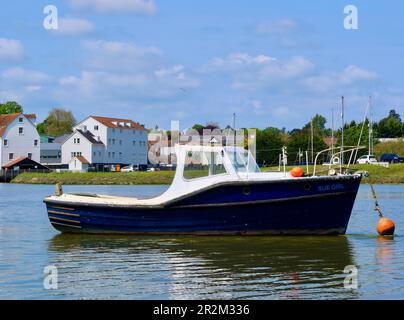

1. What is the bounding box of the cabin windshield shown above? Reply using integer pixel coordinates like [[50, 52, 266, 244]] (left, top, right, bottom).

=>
[[183, 150, 228, 180], [225, 148, 260, 173]]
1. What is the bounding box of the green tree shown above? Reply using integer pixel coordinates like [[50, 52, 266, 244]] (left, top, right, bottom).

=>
[[39, 108, 76, 137], [375, 110, 403, 138], [303, 114, 328, 135], [287, 129, 327, 164], [256, 127, 284, 166], [0, 101, 23, 114], [191, 124, 204, 134]]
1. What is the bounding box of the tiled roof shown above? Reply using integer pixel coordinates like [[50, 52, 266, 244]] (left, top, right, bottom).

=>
[[75, 156, 90, 164], [76, 129, 105, 145], [0, 113, 37, 138], [90, 116, 146, 131], [2, 156, 27, 169]]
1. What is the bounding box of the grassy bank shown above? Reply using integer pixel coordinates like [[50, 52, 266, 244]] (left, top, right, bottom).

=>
[[11, 171, 175, 185], [10, 164, 404, 185]]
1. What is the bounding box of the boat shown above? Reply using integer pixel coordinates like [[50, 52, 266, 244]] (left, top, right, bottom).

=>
[[44, 144, 362, 235]]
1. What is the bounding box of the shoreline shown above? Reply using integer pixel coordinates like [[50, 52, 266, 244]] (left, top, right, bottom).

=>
[[9, 164, 404, 185]]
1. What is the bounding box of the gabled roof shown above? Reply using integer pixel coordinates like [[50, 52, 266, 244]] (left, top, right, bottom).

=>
[[0, 113, 37, 138], [2, 156, 48, 170], [76, 129, 105, 145], [74, 156, 90, 164], [90, 116, 146, 131]]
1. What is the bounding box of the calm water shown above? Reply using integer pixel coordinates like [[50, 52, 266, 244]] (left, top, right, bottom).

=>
[[0, 184, 403, 300]]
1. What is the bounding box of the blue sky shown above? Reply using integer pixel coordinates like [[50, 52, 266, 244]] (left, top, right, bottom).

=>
[[0, 0, 403, 130]]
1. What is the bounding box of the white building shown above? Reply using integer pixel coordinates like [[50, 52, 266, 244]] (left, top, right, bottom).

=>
[[69, 156, 90, 172], [0, 113, 40, 167], [61, 116, 148, 169]]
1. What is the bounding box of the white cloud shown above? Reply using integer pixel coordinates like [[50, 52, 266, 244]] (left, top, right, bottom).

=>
[[303, 65, 377, 93], [2, 67, 50, 84], [257, 19, 298, 34], [68, 0, 157, 15], [0, 38, 24, 61], [52, 17, 95, 36], [203, 53, 313, 91], [81, 39, 162, 71]]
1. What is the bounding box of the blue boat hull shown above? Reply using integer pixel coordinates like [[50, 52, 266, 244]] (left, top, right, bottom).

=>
[[44, 175, 361, 235]]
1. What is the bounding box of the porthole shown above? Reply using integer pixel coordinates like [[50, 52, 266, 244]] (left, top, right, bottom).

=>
[[243, 186, 252, 196], [304, 183, 311, 191]]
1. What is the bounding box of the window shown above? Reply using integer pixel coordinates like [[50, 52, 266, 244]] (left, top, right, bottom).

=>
[[9, 153, 14, 160], [119, 129, 122, 134], [94, 125, 99, 131], [108, 152, 111, 158], [226, 148, 260, 173], [3, 139, 8, 147], [112, 139, 115, 145], [183, 150, 227, 180], [34, 140, 38, 147], [19, 127, 24, 135], [112, 128, 115, 133], [119, 152, 122, 158], [28, 153, 32, 159], [74, 138, 80, 144], [112, 152, 115, 158], [19, 117, 23, 123], [119, 140, 122, 146], [133, 141, 136, 146], [93, 151, 96, 156], [71, 152, 82, 158]]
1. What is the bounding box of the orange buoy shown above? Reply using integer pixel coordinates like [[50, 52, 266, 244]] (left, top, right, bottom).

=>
[[290, 167, 304, 178], [377, 218, 395, 236]]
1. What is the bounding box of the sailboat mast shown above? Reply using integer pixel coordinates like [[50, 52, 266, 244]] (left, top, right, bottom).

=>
[[368, 96, 373, 156], [331, 107, 335, 159], [341, 96, 345, 171], [311, 120, 314, 163]]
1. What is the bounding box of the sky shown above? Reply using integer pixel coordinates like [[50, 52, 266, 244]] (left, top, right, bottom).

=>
[[0, 0, 403, 131]]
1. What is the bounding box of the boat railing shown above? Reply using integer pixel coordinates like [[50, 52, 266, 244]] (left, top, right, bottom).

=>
[[312, 146, 366, 176]]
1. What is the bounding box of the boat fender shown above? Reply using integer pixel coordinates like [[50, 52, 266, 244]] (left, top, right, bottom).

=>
[[290, 167, 304, 178]]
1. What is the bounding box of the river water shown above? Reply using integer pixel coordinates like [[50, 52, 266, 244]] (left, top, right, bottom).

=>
[[0, 184, 403, 300]]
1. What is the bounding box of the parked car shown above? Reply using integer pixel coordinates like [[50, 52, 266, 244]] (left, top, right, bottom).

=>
[[356, 155, 378, 164], [121, 164, 137, 172], [380, 153, 404, 164]]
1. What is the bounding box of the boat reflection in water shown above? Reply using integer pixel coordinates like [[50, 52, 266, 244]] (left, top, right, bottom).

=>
[[48, 235, 358, 299]]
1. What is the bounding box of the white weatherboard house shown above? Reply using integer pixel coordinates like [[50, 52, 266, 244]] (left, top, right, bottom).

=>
[[0, 113, 40, 168], [61, 116, 148, 169]]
